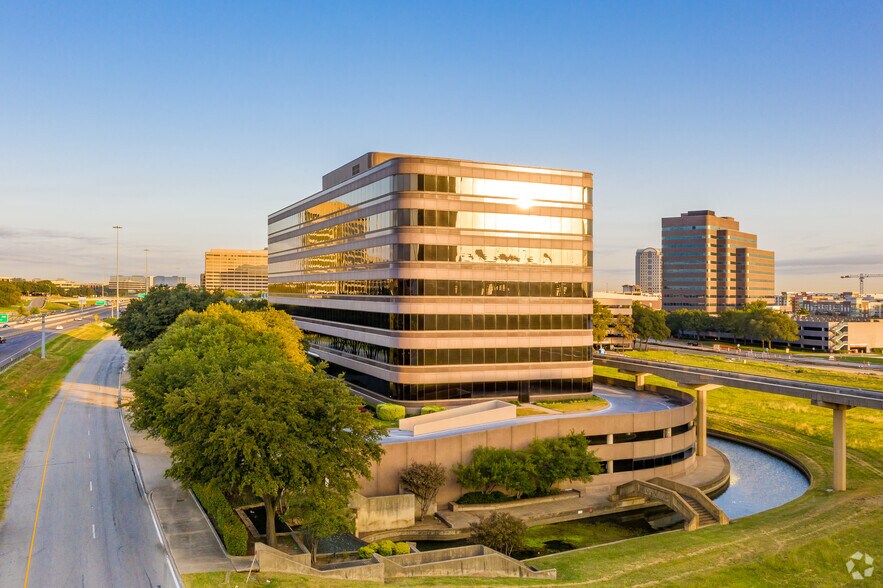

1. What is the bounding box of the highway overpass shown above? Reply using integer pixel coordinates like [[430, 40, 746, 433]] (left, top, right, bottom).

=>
[[595, 354, 883, 492]]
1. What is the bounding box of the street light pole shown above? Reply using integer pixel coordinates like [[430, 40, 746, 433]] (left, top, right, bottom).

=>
[[40, 313, 46, 359], [144, 248, 149, 296], [113, 225, 122, 318]]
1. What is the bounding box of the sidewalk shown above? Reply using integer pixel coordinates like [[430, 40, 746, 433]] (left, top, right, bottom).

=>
[[121, 388, 235, 574]]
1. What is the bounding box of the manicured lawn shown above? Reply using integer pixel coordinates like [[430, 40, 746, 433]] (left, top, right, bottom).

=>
[[516, 407, 549, 417], [535, 396, 609, 413], [625, 349, 883, 391], [0, 323, 109, 515], [838, 355, 883, 365], [522, 520, 648, 554], [184, 364, 883, 587]]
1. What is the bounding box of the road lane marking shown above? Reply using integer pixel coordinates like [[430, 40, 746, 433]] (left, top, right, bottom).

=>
[[89, 481, 92, 492], [92, 524, 96, 539], [22, 359, 89, 588]]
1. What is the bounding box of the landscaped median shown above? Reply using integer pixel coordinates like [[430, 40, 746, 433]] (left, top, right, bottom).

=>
[[0, 322, 110, 514]]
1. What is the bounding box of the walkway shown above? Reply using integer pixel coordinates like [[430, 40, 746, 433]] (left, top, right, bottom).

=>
[[120, 381, 237, 574]]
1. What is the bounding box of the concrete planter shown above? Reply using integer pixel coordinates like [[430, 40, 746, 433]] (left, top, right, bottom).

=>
[[451, 489, 582, 512]]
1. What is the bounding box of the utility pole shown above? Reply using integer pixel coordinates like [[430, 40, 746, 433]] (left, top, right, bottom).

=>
[[113, 225, 122, 318], [40, 313, 46, 359], [144, 248, 149, 296]]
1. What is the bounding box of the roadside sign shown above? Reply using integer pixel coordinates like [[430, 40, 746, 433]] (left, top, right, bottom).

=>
[[0, 314, 7, 323], [95, 300, 107, 306], [78, 296, 87, 306], [137, 293, 147, 299]]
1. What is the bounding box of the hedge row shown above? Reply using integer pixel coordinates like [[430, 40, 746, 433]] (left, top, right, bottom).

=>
[[192, 482, 249, 556], [358, 540, 410, 559]]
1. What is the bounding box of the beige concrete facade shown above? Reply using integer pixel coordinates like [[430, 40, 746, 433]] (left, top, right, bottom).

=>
[[662, 210, 774, 312], [361, 390, 696, 505], [269, 153, 593, 402], [635, 247, 662, 295]]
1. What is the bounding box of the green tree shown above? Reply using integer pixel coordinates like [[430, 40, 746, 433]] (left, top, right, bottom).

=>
[[743, 301, 798, 349], [469, 512, 526, 556], [114, 284, 222, 350], [592, 299, 614, 346], [0, 281, 21, 306], [612, 314, 636, 348], [666, 309, 712, 341], [527, 433, 601, 494], [128, 303, 381, 548], [453, 447, 511, 495], [400, 462, 447, 521], [632, 302, 670, 348], [287, 485, 354, 565]]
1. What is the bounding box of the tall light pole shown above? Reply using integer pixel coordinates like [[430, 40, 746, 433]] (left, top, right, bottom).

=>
[[113, 225, 122, 318], [144, 248, 149, 296]]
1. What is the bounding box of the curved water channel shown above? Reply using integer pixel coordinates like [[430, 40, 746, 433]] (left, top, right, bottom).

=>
[[708, 436, 809, 518]]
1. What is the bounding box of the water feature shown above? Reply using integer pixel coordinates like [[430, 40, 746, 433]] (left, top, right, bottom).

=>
[[708, 437, 810, 519]]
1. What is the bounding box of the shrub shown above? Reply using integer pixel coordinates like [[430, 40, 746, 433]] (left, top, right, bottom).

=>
[[358, 545, 376, 559], [377, 539, 396, 556], [400, 462, 446, 520], [527, 433, 601, 494], [192, 482, 249, 556], [469, 512, 526, 556], [377, 403, 406, 421], [420, 405, 446, 415], [457, 491, 514, 505], [394, 541, 411, 555]]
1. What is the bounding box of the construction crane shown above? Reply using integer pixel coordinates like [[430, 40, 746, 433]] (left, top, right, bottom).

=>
[[841, 273, 883, 296]]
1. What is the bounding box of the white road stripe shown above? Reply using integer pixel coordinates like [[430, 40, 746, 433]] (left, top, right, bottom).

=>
[[92, 524, 96, 539], [89, 481, 92, 492]]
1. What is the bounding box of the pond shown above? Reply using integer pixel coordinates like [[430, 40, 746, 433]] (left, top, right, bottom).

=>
[[708, 437, 810, 519]]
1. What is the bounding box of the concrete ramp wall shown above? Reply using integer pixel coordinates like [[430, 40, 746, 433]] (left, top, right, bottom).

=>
[[254, 543, 384, 583], [378, 545, 557, 580], [398, 400, 516, 436]]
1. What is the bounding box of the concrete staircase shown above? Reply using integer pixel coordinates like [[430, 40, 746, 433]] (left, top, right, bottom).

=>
[[612, 477, 728, 531]]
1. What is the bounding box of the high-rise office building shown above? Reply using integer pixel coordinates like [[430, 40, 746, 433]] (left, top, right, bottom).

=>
[[661, 210, 774, 312], [203, 249, 268, 295], [268, 152, 594, 402], [635, 247, 662, 295]]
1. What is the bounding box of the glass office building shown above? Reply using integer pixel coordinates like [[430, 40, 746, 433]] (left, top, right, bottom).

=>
[[268, 153, 594, 402]]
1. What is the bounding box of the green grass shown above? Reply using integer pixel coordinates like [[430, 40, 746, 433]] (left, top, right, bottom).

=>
[[0, 323, 109, 514], [523, 520, 648, 554], [517, 407, 549, 417], [625, 349, 883, 391], [535, 396, 609, 413], [184, 365, 883, 587]]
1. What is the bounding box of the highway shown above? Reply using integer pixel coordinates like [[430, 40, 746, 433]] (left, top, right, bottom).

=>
[[0, 337, 178, 587], [0, 306, 117, 370], [597, 354, 883, 410]]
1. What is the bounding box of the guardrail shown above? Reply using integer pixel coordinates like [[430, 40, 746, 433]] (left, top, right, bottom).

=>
[[0, 339, 43, 373]]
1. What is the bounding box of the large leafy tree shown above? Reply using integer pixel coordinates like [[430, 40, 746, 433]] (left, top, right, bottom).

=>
[[592, 299, 614, 346], [743, 301, 798, 349], [114, 284, 222, 350], [0, 281, 21, 306], [632, 302, 670, 348], [128, 303, 381, 547]]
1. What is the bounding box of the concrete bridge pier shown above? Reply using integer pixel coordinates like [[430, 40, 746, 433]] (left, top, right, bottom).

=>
[[679, 384, 721, 457], [812, 400, 853, 491]]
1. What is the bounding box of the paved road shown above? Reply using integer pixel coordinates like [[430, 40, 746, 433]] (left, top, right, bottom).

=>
[[0, 337, 178, 587], [645, 341, 883, 373], [0, 307, 115, 370]]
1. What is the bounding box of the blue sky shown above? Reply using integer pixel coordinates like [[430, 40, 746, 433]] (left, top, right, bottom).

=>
[[1, 1, 881, 292]]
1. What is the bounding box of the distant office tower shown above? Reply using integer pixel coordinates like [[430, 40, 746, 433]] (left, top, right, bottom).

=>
[[635, 247, 662, 295], [268, 152, 593, 402], [153, 275, 187, 287], [203, 249, 268, 295], [109, 275, 151, 294], [661, 210, 774, 312]]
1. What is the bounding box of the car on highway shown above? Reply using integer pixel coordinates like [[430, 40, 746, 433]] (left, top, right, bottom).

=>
[[1, 324, 9, 328], [55, 325, 64, 330]]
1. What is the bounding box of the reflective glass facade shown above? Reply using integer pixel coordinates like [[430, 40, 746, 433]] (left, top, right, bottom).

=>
[[269, 153, 593, 401]]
